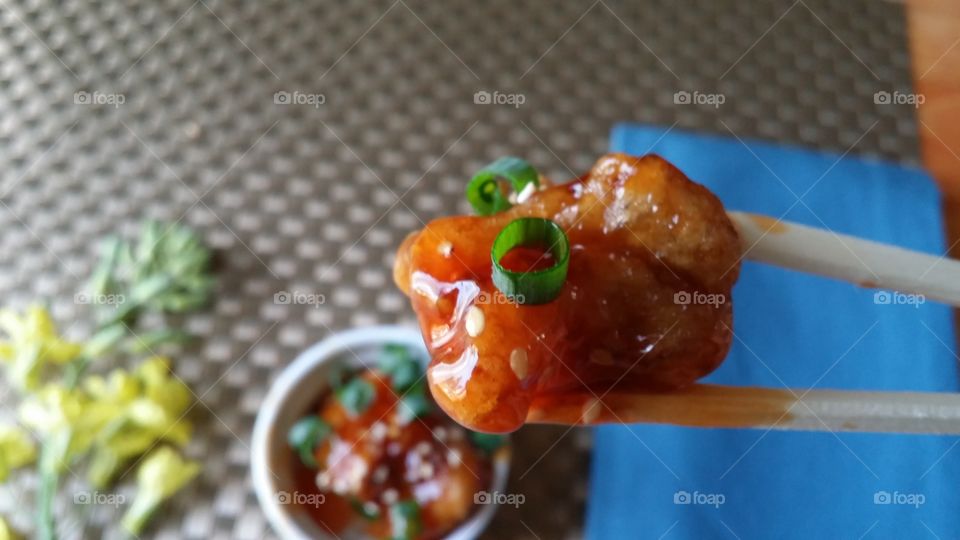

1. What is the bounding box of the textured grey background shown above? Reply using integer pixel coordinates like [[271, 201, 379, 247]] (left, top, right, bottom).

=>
[[0, 0, 918, 538]]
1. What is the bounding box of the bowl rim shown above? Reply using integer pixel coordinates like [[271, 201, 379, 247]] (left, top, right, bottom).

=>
[[251, 324, 509, 540]]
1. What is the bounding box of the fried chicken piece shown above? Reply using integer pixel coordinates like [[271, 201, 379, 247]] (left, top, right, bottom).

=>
[[394, 153, 741, 433]]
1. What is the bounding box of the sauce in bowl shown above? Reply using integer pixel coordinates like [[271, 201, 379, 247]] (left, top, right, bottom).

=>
[[287, 344, 507, 539]]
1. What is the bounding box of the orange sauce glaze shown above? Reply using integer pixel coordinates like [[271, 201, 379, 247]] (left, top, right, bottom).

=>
[[394, 153, 742, 433]]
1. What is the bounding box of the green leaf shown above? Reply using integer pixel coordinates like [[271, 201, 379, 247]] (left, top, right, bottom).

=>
[[389, 500, 421, 540], [335, 379, 375, 417], [287, 416, 331, 469]]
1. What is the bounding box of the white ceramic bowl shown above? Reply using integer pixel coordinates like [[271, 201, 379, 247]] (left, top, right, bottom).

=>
[[251, 325, 510, 540]]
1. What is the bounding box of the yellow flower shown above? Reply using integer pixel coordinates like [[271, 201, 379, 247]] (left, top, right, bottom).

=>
[[0, 516, 22, 540], [17, 357, 194, 483], [18, 386, 101, 472], [83, 357, 193, 486], [0, 306, 83, 391], [122, 447, 200, 535], [0, 425, 35, 482]]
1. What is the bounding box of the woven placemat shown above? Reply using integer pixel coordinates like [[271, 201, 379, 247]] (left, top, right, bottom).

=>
[[0, 0, 917, 538]]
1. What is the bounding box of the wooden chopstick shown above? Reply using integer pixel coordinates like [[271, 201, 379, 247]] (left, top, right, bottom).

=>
[[527, 384, 960, 435], [524, 213, 960, 434], [727, 211, 960, 306]]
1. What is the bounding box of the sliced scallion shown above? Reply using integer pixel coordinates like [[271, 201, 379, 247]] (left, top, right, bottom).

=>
[[396, 381, 432, 425], [389, 500, 422, 540], [287, 416, 331, 468], [468, 431, 507, 453], [466, 157, 539, 215], [491, 218, 569, 304], [377, 345, 421, 392], [336, 378, 375, 417]]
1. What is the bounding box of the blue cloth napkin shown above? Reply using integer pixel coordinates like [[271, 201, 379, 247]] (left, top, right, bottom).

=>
[[586, 124, 960, 540]]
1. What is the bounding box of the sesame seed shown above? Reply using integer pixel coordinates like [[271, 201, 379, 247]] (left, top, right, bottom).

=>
[[509, 348, 528, 379], [516, 182, 537, 204], [420, 463, 435, 478], [433, 426, 448, 441], [316, 471, 330, 489], [446, 449, 462, 467], [332, 479, 349, 495], [363, 502, 379, 516], [465, 306, 485, 337], [382, 488, 398, 505], [370, 422, 387, 442], [348, 461, 368, 486], [437, 241, 453, 257], [415, 441, 432, 456], [372, 465, 389, 484]]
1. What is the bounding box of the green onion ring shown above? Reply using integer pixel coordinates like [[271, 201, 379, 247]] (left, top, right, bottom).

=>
[[491, 218, 570, 304], [466, 157, 539, 215]]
